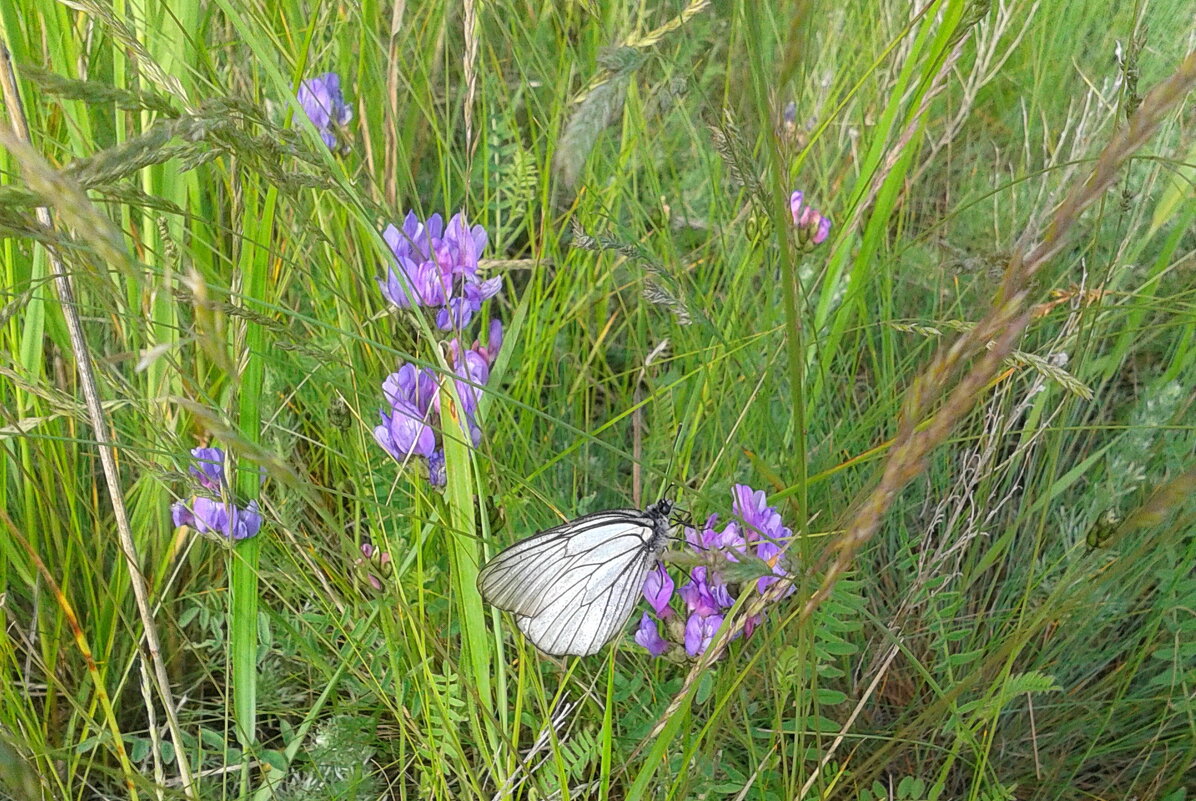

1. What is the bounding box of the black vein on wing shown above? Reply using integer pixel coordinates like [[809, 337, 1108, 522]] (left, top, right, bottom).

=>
[[478, 515, 652, 617], [572, 550, 647, 655], [519, 547, 654, 656], [490, 529, 646, 616]]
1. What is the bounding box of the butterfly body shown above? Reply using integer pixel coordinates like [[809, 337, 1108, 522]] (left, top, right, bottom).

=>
[[478, 499, 674, 656]]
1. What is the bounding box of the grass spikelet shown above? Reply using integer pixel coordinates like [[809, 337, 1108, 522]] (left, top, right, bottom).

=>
[[709, 110, 768, 216], [0, 130, 129, 269], [889, 319, 1094, 399], [568, 218, 695, 325], [553, 72, 633, 197], [56, 0, 190, 106], [18, 63, 179, 115], [552, 0, 710, 201]]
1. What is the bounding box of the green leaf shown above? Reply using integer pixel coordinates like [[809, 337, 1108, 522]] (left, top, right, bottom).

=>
[[1001, 671, 1061, 697], [898, 775, 926, 799], [804, 714, 841, 733], [814, 688, 847, 705], [946, 649, 983, 667], [816, 638, 858, 656], [696, 671, 715, 705], [260, 750, 287, 771], [199, 728, 226, 749]]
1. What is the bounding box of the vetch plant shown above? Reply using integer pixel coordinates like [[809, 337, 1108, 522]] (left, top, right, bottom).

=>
[[355, 541, 392, 592], [636, 484, 794, 658], [373, 321, 502, 486], [297, 72, 353, 151], [790, 190, 832, 245], [170, 447, 263, 541], [377, 211, 502, 331], [372, 208, 503, 487]]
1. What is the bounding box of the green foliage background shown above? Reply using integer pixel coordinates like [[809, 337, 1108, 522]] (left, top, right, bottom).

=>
[[0, 1, 1193, 799]]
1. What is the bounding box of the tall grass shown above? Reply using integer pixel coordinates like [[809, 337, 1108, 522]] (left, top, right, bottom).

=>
[[1, 1, 1193, 799]]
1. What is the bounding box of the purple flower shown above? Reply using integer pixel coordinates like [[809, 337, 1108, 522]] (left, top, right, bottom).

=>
[[229, 501, 263, 540], [731, 484, 794, 594], [389, 210, 442, 265], [430, 214, 499, 330], [685, 516, 750, 569], [690, 516, 748, 557], [373, 323, 501, 486], [188, 447, 225, 492], [434, 276, 502, 330], [444, 339, 491, 419], [731, 484, 785, 542], [789, 190, 804, 218], [635, 613, 671, 656], [440, 212, 488, 273], [789, 190, 832, 245], [685, 514, 721, 551], [374, 364, 438, 462], [475, 318, 504, 366], [171, 499, 195, 528], [427, 450, 446, 487], [643, 563, 675, 617], [754, 539, 789, 594], [678, 566, 733, 617], [373, 362, 446, 483], [298, 72, 352, 150], [814, 216, 831, 245], [183, 497, 262, 541], [716, 521, 748, 559], [684, 613, 724, 657], [173, 447, 265, 540], [377, 211, 500, 331], [378, 214, 448, 309], [636, 484, 795, 658], [439, 321, 503, 445], [189, 496, 228, 534]]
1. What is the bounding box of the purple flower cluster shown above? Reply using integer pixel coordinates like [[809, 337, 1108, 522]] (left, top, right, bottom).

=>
[[635, 485, 794, 658], [170, 448, 263, 541], [377, 211, 502, 331], [372, 209, 504, 487], [355, 541, 392, 592], [790, 190, 832, 245], [298, 72, 352, 150], [373, 320, 502, 486]]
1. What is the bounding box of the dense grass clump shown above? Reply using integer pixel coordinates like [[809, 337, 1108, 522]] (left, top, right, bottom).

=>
[[1, 1, 1193, 799]]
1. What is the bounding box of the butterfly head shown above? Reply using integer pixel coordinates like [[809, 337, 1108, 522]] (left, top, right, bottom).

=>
[[643, 497, 677, 551], [646, 497, 674, 519]]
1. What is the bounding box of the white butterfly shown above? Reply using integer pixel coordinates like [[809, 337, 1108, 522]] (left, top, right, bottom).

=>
[[477, 498, 675, 656]]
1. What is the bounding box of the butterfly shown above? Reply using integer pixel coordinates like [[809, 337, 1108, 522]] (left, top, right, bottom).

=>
[[477, 498, 676, 656]]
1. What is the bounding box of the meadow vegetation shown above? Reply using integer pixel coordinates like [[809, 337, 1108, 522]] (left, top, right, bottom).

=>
[[1, 0, 1194, 799]]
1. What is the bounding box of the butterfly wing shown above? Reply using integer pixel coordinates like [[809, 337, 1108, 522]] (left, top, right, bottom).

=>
[[477, 510, 659, 655], [515, 547, 654, 656]]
